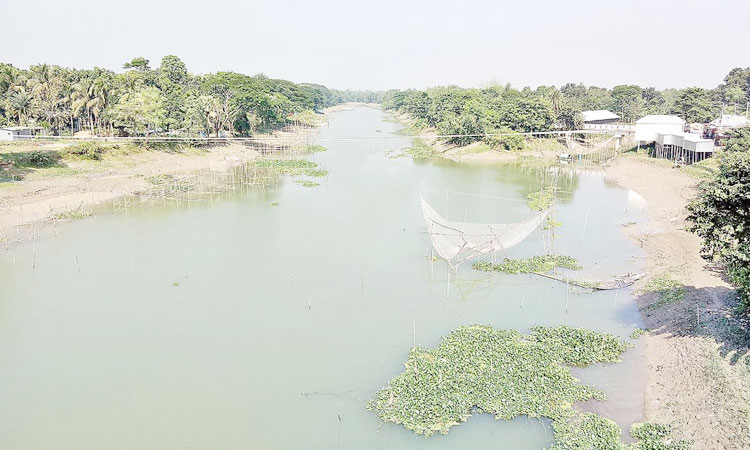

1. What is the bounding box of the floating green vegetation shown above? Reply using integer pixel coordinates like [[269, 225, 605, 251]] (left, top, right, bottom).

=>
[[304, 144, 327, 153], [642, 274, 686, 310], [52, 210, 92, 220], [302, 168, 328, 177], [404, 139, 438, 159], [527, 187, 556, 211], [368, 325, 686, 449], [630, 328, 648, 340], [252, 159, 318, 175], [473, 255, 581, 275], [630, 422, 691, 450], [269, 202, 279, 207], [295, 180, 320, 188]]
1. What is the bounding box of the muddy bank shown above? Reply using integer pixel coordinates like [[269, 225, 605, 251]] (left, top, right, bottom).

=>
[[0, 106, 347, 241], [606, 155, 750, 449]]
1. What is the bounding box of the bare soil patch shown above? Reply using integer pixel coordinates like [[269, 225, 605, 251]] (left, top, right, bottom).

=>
[[607, 155, 750, 449]]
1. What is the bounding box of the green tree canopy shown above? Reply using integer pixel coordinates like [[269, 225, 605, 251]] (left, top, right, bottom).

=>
[[687, 149, 750, 310]]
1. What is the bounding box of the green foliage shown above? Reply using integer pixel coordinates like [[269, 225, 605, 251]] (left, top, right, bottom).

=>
[[687, 150, 750, 311], [723, 127, 750, 153], [252, 159, 318, 175], [642, 274, 686, 310], [630, 328, 648, 340], [295, 179, 319, 187], [404, 139, 438, 159], [0, 56, 358, 138], [367, 324, 650, 449], [109, 86, 166, 135], [304, 144, 327, 153], [123, 57, 150, 71], [64, 141, 106, 160], [397, 118, 428, 135], [52, 210, 92, 220], [673, 87, 718, 123], [302, 168, 327, 177], [484, 126, 525, 151], [11, 150, 60, 167], [630, 423, 691, 450], [527, 187, 555, 211], [473, 255, 582, 274]]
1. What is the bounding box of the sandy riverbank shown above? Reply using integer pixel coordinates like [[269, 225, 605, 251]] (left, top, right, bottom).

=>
[[0, 106, 341, 241], [605, 155, 750, 449]]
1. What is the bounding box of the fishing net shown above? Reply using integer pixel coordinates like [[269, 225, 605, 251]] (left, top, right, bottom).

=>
[[421, 197, 548, 268]]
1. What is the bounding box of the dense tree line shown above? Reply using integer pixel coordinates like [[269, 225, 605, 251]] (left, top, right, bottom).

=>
[[688, 128, 750, 312], [0, 56, 381, 137], [382, 68, 750, 146]]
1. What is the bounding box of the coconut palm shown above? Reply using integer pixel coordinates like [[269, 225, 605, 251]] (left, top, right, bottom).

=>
[[6, 89, 34, 125], [87, 76, 109, 132], [27, 64, 52, 96], [71, 78, 94, 131]]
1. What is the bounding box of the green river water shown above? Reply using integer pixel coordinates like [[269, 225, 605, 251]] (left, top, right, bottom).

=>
[[0, 107, 648, 449]]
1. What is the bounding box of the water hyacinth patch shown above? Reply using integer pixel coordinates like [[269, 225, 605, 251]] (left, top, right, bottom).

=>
[[527, 187, 556, 211], [473, 255, 582, 274], [252, 159, 318, 175], [295, 180, 320, 188], [302, 168, 328, 177], [304, 145, 327, 153], [367, 325, 683, 449]]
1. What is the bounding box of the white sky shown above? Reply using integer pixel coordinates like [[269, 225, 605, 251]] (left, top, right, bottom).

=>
[[4, 0, 748, 91]]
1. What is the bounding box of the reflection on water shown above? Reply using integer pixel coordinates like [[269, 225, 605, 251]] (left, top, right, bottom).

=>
[[0, 107, 646, 449]]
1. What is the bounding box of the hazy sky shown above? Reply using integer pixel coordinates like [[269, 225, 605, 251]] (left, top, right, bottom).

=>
[[4, 0, 749, 91]]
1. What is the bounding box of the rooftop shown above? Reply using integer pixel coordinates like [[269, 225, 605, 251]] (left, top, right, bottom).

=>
[[581, 110, 620, 122], [635, 115, 685, 125], [710, 114, 750, 128], [0, 126, 42, 131]]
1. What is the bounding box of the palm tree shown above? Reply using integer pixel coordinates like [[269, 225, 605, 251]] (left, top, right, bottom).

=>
[[71, 79, 93, 131], [7, 89, 34, 125], [87, 76, 109, 132], [27, 64, 52, 97]]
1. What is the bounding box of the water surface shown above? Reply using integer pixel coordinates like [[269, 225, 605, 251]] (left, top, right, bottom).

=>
[[0, 107, 646, 449]]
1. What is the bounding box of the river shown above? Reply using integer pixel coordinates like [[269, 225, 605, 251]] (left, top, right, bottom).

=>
[[0, 106, 647, 449]]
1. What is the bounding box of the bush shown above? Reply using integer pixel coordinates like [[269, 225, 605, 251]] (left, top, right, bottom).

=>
[[64, 141, 106, 160], [687, 151, 750, 312]]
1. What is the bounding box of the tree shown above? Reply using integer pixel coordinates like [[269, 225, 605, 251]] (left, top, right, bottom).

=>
[[71, 78, 94, 130], [109, 86, 166, 135], [673, 87, 717, 123], [6, 89, 34, 125], [199, 92, 238, 137], [687, 150, 750, 311], [157, 55, 188, 131], [610, 85, 645, 122], [723, 128, 750, 153], [123, 57, 150, 71]]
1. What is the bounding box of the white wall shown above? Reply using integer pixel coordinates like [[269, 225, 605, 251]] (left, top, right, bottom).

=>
[[635, 123, 683, 142]]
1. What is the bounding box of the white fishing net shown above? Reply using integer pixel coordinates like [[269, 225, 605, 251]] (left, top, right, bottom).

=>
[[421, 197, 548, 268]]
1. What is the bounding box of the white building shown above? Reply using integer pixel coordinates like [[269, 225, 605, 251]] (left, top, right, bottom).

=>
[[581, 110, 620, 125], [635, 115, 685, 143], [0, 126, 35, 141], [654, 131, 714, 164], [709, 114, 750, 132]]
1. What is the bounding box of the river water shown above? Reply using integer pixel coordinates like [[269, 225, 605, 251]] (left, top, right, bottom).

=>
[[0, 107, 647, 449]]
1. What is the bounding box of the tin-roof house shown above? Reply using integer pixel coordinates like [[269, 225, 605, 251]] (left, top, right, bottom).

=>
[[581, 110, 621, 125], [635, 115, 685, 143], [0, 126, 40, 141]]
